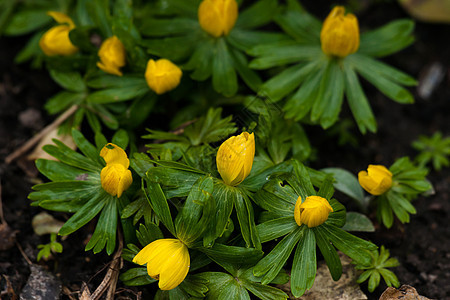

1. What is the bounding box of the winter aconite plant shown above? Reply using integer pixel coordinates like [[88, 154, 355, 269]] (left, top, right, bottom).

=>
[[358, 158, 431, 228], [6, 0, 435, 298], [249, 2, 416, 133]]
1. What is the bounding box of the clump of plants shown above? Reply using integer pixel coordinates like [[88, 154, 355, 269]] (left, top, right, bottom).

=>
[[1, 0, 436, 298]]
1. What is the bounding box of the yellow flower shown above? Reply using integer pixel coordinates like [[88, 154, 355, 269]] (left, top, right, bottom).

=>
[[39, 11, 78, 56], [320, 6, 359, 58], [198, 0, 238, 37], [216, 132, 255, 186], [97, 36, 126, 76], [100, 143, 132, 198], [294, 196, 333, 228], [358, 165, 393, 196], [145, 59, 183, 95], [133, 239, 190, 290]]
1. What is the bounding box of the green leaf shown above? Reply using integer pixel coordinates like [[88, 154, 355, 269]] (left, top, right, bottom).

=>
[[86, 0, 112, 37], [120, 267, 156, 286], [4, 9, 51, 35], [230, 48, 262, 92], [343, 63, 377, 134], [112, 129, 129, 149], [43, 140, 99, 172], [71, 129, 103, 167], [185, 39, 214, 81], [283, 64, 324, 121], [353, 59, 414, 104], [15, 32, 42, 64], [183, 107, 237, 146], [213, 38, 238, 96], [378, 195, 394, 228], [291, 229, 316, 297], [348, 54, 416, 86], [130, 153, 154, 177], [233, 192, 261, 249], [175, 176, 214, 245], [85, 197, 118, 254], [235, 0, 278, 29], [253, 227, 304, 284], [341, 212, 375, 232], [249, 45, 322, 70], [49, 69, 86, 92], [253, 178, 297, 215], [256, 217, 297, 243], [321, 223, 377, 266], [147, 167, 203, 199], [317, 175, 334, 200], [35, 159, 95, 181], [136, 223, 163, 247], [243, 280, 288, 300], [321, 168, 367, 209], [86, 85, 149, 104], [29, 181, 98, 204], [274, 10, 321, 44], [204, 182, 235, 246], [139, 17, 199, 37], [359, 19, 414, 57], [314, 227, 342, 281], [197, 272, 250, 300], [58, 192, 107, 236], [45, 92, 84, 115], [227, 29, 288, 52], [144, 181, 175, 236], [311, 60, 345, 129], [197, 243, 263, 265], [261, 61, 321, 102], [143, 34, 198, 62], [326, 198, 346, 228]]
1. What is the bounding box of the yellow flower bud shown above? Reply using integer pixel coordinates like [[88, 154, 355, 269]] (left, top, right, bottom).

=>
[[216, 132, 255, 186], [39, 11, 78, 56], [97, 36, 126, 76], [320, 6, 359, 58], [133, 239, 190, 290], [145, 59, 183, 95], [100, 143, 132, 198], [294, 196, 333, 228], [358, 165, 393, 196], [198, 0, 238, 37]]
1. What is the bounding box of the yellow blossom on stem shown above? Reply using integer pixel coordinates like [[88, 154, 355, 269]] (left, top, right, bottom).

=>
[[216, 132, 255, 186], [294, 196, 333, 228], [320, 6, 359, 58], [358, 165, 393, 196], [198, 0, 238, 37], [39, 11, 78, 56], [133, 239, 190, 290], [97, 36, 126, 76], [100, 143, 132, 198], [145, 59, 183, 95]]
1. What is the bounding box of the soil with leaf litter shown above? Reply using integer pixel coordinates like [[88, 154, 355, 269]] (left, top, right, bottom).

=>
[[0, 1, 449, 299]]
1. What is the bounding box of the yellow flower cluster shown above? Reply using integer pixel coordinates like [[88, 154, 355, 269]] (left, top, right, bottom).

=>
[[100, 143, 132, 198], [39, 11, 78, 56], [198, 0, 238, 37], [320, 6, 360, 58], [358, 165, 393, 195], [216, 132, 255, 186], [294, 196, 333, 228], [133, 238, 190, 290]]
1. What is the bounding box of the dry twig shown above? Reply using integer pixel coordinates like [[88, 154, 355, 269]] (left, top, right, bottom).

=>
[[5, 104, 79, 164]]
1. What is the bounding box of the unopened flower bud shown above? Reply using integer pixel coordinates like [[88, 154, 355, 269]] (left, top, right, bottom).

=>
[[320, 6, 359, 58]]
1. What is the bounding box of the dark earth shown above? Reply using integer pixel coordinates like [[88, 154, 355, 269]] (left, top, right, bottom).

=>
[[0, 1, 449, 299]]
